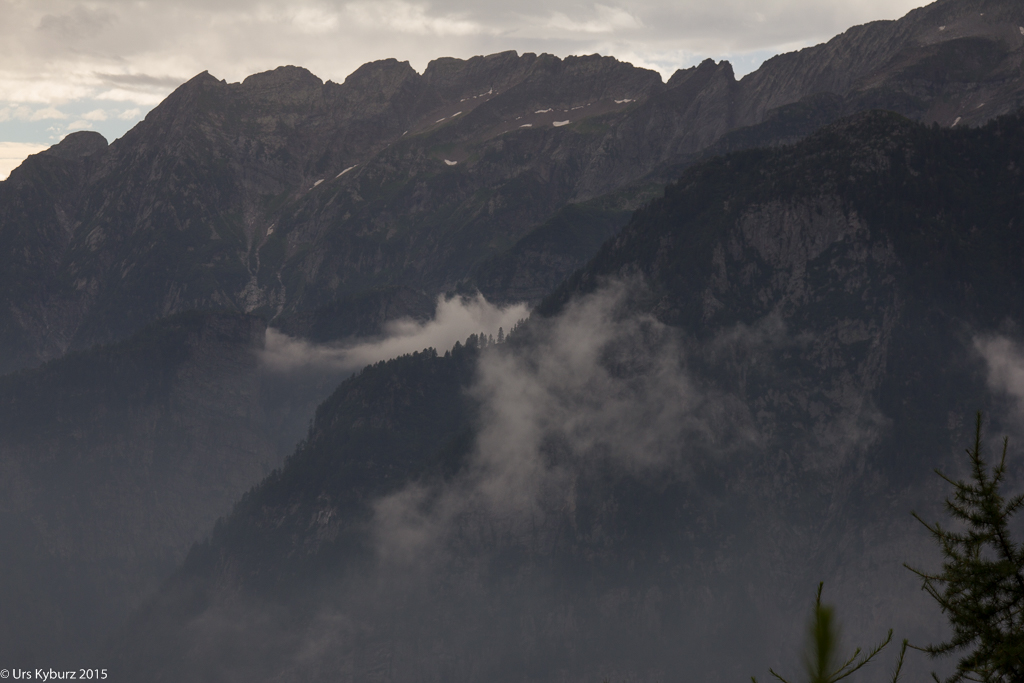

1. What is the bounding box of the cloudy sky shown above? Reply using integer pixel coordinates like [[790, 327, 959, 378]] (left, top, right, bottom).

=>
[[0, 0, 932, 178]]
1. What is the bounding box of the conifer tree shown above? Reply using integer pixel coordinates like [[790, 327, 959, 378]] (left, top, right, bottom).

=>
[[753, 583, 906, 683], [905, 413, 1024, 683]]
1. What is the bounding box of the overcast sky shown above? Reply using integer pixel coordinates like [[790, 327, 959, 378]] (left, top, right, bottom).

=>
[[0, 0, 932, 179]]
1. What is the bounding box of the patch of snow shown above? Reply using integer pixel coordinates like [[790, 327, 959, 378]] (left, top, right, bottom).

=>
[[452, 111, 462, 117], [952, 116, 961, 127], [336, 166, 356, 178], [571, 106, 583, 110], [939, 25, 945, 31], [313, 179, 324, 187], [1020, 26, 1024, 35], [553, 120, 570, 127], [487, 88, 493, 94], [436, 117, 446, 123], [976, 103, 986, 109], [444, 159, 457, 166], [267, 226, 275, 236], [520, 124, 533, 127], [403, 131, 408, 136], [614, 98, 633, 104], [535, 108, 552, 114]]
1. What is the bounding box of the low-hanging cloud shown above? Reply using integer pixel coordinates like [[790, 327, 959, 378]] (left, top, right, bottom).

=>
[[146, 277, 949, 682], [260, 292, 528, 374], [975, 334, 1024, 419], [372, 275, 903, 568], [373, 279, 762, 563]]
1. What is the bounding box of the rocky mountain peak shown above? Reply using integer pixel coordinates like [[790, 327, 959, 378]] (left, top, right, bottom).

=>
[[339, 57, 418, 91], [422, 51, 531, 101], [176, 69, 222, 92], [667, 58, 724, 87], [40, 131, 108, 160], [240, 64, 323, 96], [126, 70, 226, 137]]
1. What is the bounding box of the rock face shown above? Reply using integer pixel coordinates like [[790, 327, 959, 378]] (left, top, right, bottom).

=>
[[2, 0, 1024, 373], [0, 132, 109, 374], [109, 109, 1024, 682]]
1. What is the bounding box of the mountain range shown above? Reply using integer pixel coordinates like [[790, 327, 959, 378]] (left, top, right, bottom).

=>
[[2, 0, 1024, 679], [4, 0, 1024, 373]]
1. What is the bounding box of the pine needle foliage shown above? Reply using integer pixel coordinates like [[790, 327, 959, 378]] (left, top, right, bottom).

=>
[[753, 583, 906, 683], [905, 413, 1024, 683]]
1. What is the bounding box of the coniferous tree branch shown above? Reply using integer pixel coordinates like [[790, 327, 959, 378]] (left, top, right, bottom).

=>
[[753, 583, 898, 683], [890, 639, 909, 683], [905, 413, 1024, 683]]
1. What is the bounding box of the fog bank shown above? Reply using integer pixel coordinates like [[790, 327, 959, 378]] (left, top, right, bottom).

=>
[[261, 293, 528, 375]]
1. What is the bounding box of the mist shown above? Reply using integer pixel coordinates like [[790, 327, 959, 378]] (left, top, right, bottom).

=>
[[261, 292, 529, 374], [255, 292, 529, 457], [374, 279, 759, 561], [363, 278, 946, 682], [976, 334, 1024, 419], [129, 280, 967, 683]]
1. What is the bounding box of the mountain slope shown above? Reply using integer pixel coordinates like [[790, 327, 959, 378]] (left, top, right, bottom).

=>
[[109, 108, 1024, 682], [0, 311, 284, 664], [0, 132, 108, 374]]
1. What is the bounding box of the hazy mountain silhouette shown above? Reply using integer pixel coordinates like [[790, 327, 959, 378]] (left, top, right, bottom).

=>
[[2, 0, 1024, 676]]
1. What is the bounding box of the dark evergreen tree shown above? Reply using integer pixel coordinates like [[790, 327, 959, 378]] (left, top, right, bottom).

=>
[[906, 413, 1024, 683], [754, 583, 905, 683]]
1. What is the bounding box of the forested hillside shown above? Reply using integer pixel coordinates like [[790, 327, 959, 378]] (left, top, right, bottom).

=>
[[111, 108, 1024, 682]]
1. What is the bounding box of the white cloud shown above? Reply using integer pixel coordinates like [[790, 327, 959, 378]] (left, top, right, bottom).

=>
[[976, 335, 1024, 420], [372, 279, 760, 563], [0, 75, 97, 105], [93, 88, 168, 105], [29, 106, 68, 121], [66, 119, 93, 131], [118, 107, 141, 120], [544, 5, 643, 34], [0, 105, 30, 122], [260, 293, 529, 374], [371, 275, 902, 566], [290, 5, 341, 34], [345, 1, 488, 37], [0, 104, 67, 122], [0, 141, 48, 180], [80, 108, 108, 121]]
